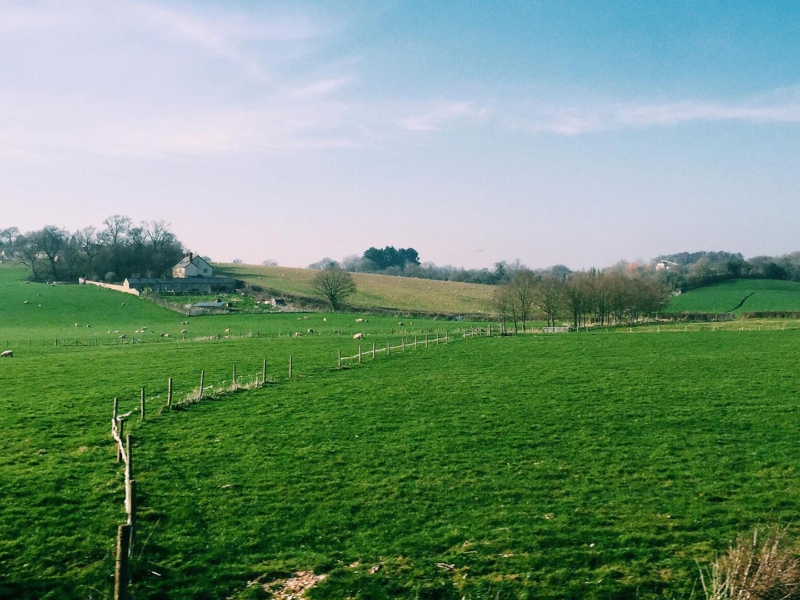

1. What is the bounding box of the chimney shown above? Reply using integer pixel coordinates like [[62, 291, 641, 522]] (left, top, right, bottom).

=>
[[188, 252, 193, 261]]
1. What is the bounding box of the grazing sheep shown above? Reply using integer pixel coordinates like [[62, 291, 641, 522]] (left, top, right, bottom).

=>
[[23, 301, 29, 304], [294, 332, 303, 337], [353, 333, 364, 340], [224, 328, 231, 333], [181, 329, 187, 334], [86, 325, 91, 328], [297, 317, 302, 321], [0, 350, 13, 358], [119, 335, 126, 339], [323, 317, 327, 321], [307, 328, 314, 334], [333, 329, 339, 334], [121, 302, 126, 306], [161, 333, 170, 338], [74, 323, 78, 327], [304, 316, 309, 320], [355, 318, 363, 323], [113, 330, 120, 334], [398, 322, 404, 326]]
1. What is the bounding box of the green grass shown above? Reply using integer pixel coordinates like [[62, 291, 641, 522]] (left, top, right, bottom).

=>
[[217, 263, 496, 315], [5, 262, 800, 598], [0, 262, 482, 346], [665, 279, 800, 314]]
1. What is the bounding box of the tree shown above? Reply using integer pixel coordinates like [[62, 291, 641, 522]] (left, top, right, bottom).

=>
[[37, 225, 67, 280], [536, 276, 564, 328], [262, 259, 278, 267], [509, 270, 537, 332], [312, 266, 356, 310]]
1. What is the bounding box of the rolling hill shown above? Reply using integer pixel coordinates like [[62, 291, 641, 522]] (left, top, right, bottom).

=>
[[664, 278, 800, 314]]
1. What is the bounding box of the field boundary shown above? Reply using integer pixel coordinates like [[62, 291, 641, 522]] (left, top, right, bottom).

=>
[[105, 326, 490, 598]]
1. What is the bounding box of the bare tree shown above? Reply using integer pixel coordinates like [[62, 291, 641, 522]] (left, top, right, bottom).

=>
[[491, 284, 517, 333], [37, 225, 67, 280], [312, 266, 356, 311], [509, 269, 537, 332], [12, 234, 41, 280], [536, 276, 564, 328]]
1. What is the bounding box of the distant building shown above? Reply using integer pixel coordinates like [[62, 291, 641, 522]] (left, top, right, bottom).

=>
[[123, 277, 236, 294], [655, 260, 680, 271], [173, 253, 213, 278]]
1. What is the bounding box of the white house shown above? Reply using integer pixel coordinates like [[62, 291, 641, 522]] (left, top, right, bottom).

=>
[[172, 253, 213, 278]]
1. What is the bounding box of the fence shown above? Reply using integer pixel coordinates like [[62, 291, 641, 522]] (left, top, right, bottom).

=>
[[104, 326, 494, 597]]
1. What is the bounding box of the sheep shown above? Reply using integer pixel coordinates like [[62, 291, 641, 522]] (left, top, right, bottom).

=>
[[353, 333, 364, 340], [307, 328, 314, 334], [398, 322, 404, 326], [74, 323, 79, 327], [294, 332, 303, 337], [0, 350, 13, 358], [181, 329, 187, 334], [323, 317, 327, 322], [86, 325, 91, 328], [113, 330, 120, 334], [355, 318, 364, 323], [121, 302, 126, 306], [119, 334, 126, 339], [23, 301, 29, 304], [161, 333, 170, 338], [224, 328, 231, 333]]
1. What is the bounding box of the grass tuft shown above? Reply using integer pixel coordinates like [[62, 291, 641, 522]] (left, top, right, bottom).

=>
[[700, 527, 800, 600]]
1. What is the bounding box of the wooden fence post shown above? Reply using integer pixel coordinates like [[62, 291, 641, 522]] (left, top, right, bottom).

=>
[[289, 355, 293, 378], [125, 435, 132, 484], [167, 378, 173, 409], [446, 331, 448, 343], [414, 336, 418, 349], [372, 342, 376, 359], [118, 420, 125, 463], [402, 339, 405, 352], [337, 349, 341, 369], [425, 334, 428, 348], [114, 524, 131, 600], [387, 340, 390, 356], [232, 364, 237, 389], [436, 333, 439, 346], [128, 479, 136, 557], [199, 370, 205, 399], [140, 387, 145, 423], [262, 359, 267, 384], [358, 346, 362, 364], [113, 397, 119, 425]]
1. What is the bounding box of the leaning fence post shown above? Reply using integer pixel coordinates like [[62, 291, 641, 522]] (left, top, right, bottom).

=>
[[114, 524, 131, 600], [167, 378, 173, 409], [232, 364, 237, 389], [289, 355, 293, 378], [199, 370, 205, 399], [262, 359, 267, 384], [118, 420, 125, 462], [140, 387, 145, 423]]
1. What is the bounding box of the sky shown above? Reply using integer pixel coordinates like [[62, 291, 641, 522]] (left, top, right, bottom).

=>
[[1, 0, 799, 270]]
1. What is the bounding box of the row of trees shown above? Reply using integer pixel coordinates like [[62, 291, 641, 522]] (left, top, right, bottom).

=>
[[0, 216, 185, 282], [654, 250, 800, 289], [494, 269, 672, 332]]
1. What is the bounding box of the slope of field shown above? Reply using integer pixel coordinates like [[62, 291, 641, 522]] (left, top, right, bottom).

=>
[[4, 324, 800, 598], [665, 278, 800, 314], [217, 263, 495, 315], [0, 262, 481, 345]]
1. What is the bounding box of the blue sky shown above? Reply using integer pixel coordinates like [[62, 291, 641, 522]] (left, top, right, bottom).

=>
[[1, 1, 798, 269]]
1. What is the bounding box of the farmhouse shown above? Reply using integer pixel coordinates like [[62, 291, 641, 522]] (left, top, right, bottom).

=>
[[122, 254, 235, 294], [173, 253, 213, 278]]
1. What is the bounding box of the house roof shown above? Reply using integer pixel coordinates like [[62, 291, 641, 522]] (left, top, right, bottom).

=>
[[173, 255, 212, 270]]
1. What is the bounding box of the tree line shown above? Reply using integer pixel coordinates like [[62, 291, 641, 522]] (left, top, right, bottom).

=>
[[0, 216, 185, 283], [653, 250, 800, 290], [494, 268, 672, 331]]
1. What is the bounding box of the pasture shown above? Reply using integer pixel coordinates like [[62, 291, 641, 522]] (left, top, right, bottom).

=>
[[3, 262, 800, 598], [665, 278, 800, 314], [217, 263, 496, 315]]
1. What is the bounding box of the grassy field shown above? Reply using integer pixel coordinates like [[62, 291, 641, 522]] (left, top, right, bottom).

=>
[[665, 278, 800, 314], [4, 262, 800, 599], [217, 263, 496, 316], [0, 262, 483, 346]]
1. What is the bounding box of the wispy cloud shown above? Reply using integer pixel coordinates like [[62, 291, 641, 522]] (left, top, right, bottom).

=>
[[527, 87, 800, 135], [401, 102, 486, 131]]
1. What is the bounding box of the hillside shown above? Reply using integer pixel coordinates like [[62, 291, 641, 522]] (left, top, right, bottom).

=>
[[216, 263, 496, 315], [665, 278, 800, 314]]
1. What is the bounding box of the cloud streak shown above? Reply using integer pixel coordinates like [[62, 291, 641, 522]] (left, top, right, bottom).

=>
[[527, 88, 800, 135]]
